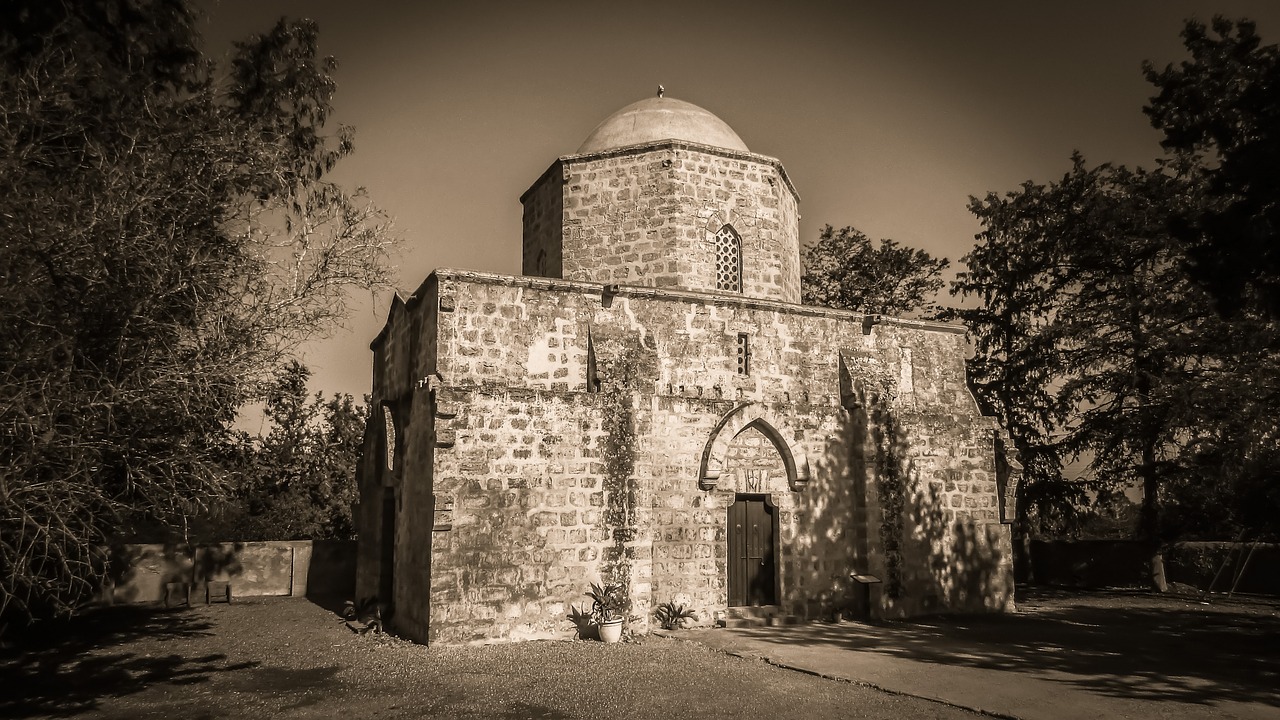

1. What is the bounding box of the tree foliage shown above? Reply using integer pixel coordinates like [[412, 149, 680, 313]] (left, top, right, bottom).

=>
[[0, 0, 396, 625], [1144, 17, 1280, 319], [210, 362, 366, 542], [801, 224, 950, 317], [1140, 19, 1280, 538], [951, 17, 1280, 553], [952, 158, 1222, 542]]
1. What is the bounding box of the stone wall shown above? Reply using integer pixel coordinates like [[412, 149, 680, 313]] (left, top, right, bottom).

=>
[[362, 269, 1013, 645], [429, 388, 614, 643], [105, 540, 355, 605], [521, 164, 563, 279], [520, 142, 801, 303]]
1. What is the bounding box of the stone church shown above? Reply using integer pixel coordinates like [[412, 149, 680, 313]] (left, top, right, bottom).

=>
[[355, 93, 1017, 645]]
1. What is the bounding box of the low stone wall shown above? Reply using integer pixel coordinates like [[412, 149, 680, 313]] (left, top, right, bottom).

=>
[[1029, 540, 1280, 595], [105, 540, 356, 604]]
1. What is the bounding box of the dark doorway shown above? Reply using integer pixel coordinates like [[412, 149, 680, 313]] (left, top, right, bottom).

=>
[[728, 496, 777, 606], [379, 487, 396, 603]]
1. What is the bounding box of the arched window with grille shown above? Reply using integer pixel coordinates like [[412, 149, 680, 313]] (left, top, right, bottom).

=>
[[714, 224, 742, 293]]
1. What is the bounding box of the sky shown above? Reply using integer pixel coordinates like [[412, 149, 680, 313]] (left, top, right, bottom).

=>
[[198, 0, 1280, 411]]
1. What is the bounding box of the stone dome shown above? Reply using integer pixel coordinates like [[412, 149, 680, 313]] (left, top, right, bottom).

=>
[[577, 96, 749, 154]]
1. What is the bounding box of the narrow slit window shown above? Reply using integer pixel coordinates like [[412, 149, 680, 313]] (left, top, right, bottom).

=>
[[586, 333, 600, 393], [383, 405, 397, 471], [715, 224, 742, 293], [737, 333, 750, 375]]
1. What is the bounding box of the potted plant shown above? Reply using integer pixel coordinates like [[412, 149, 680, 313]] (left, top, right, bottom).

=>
[[586, 582, 628, 643], [654, 600, 697, 630], [567, 603, 596, 640]]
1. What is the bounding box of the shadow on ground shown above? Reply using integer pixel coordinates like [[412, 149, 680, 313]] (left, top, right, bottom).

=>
[[304, 592, 352, 618], [0, 604, 257, 717], [709, 588, 1280, 708]]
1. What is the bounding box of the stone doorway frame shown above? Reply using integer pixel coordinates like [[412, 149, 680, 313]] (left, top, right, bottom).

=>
[[697, 403, 811, 492]]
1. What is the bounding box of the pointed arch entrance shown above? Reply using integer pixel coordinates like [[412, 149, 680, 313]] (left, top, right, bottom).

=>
[[698, 404, 810, 608], [698, 404, 811, 491]]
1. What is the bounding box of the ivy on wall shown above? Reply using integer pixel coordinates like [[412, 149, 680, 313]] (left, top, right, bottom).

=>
[[599, 346, 640, 616], [872, 401, 906, 599]]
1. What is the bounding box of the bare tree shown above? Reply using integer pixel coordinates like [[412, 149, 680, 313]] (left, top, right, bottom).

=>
[[0, 0, 398, 626]]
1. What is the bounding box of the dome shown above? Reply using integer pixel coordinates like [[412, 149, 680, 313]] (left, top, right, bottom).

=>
[[577, 96, 749, 154]]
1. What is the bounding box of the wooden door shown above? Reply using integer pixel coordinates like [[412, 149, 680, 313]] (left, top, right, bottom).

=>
[[728, 497, 776, 606]]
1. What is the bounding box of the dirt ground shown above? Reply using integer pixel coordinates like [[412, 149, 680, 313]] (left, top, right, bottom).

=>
[[0, 596, 981, 720], [688, 587, 1280, 719], [2, 588, 1275, 720]]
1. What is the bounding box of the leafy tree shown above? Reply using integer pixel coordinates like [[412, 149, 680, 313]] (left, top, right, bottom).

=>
[[1144, 17, 1280, 319], [0, 0, 396, 625], [951, 18, 1280, 579], [943, 180, 1076, 537], [801, 225, 950, 316], [954, 157, 1226, 589], [1167, 319, 1280, 540], [1142, 18, 1280, 543], [212, 362, 366, 542]]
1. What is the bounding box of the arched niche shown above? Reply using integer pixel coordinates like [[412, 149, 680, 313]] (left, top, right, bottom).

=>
[[698, 404, 811, 491]]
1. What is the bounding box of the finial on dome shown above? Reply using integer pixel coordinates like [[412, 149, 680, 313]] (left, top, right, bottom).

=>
[[657, 84, 665, 98]]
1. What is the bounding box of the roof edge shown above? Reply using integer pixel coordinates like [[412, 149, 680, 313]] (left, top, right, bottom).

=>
[[519, 139, 800, 204], [426, 268, 963, 334]]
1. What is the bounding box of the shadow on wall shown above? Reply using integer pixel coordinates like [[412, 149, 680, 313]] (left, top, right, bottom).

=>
[[908, 481, 1012, 613], [103, 542, 246, 605], [102, 540, 356, 605], [792, 395, 871, 621], [305, 539, 359, 607], [804, 378, 1012, 619]]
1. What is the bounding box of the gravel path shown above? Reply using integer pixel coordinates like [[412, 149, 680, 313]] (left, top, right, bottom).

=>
[[2, 598, 982, 719]]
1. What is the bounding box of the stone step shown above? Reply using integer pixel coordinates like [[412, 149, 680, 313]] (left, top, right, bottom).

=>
[[723, 606, 799, 627], [723, 616, 800, 628], [726, 605, 782, 619]]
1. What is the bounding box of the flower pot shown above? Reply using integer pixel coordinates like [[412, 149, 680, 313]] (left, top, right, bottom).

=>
[[575, 621, 598, 641], [597, 618, 624, 644]]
